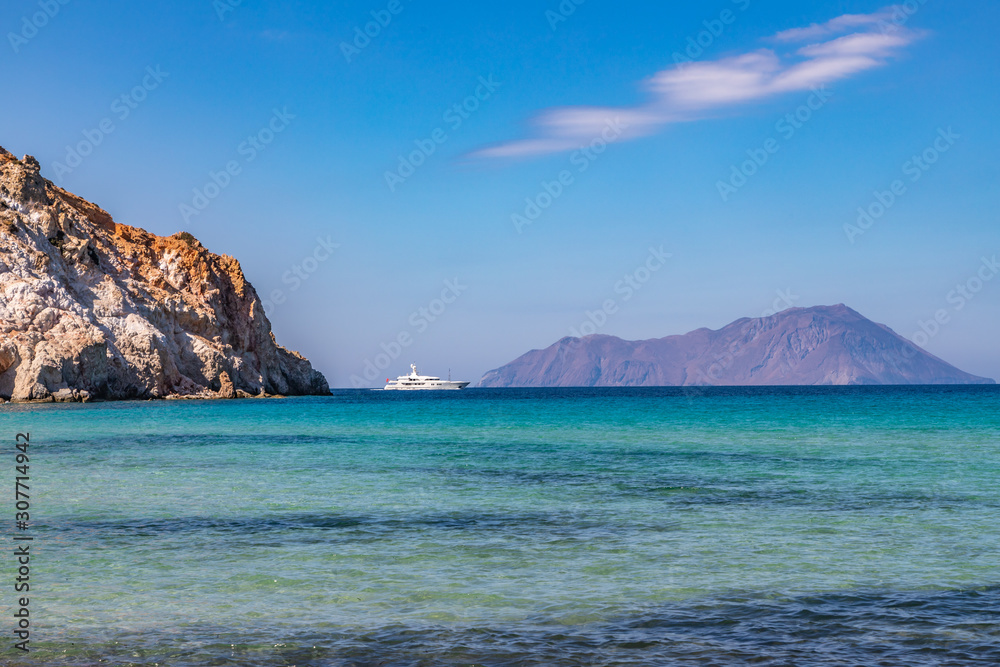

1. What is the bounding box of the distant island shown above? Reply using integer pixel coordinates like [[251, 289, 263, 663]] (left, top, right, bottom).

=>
[[0, 148, 328, 402], [479, 305, 994, 387]]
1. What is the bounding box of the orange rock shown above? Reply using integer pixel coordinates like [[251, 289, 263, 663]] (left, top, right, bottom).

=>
[[0, 148, 328, 401]]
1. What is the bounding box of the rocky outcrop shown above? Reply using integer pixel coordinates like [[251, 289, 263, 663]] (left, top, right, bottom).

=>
[[479, 305, 995, 387], [0, 147, 328, 401]]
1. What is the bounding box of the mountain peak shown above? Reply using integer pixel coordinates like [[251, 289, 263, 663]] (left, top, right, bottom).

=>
[[479, 305, 993, 387]]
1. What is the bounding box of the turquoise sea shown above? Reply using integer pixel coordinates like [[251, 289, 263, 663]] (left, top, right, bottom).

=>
[[2, 386, 999, 665]]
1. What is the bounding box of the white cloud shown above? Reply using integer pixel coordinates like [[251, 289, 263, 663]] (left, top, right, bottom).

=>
[[473, 7, 922, 159], [797, 32, 912, 58], [772, 10, 895, 42]]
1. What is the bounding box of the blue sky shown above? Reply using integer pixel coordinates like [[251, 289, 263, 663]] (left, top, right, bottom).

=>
[[2, 0, 998, 386]]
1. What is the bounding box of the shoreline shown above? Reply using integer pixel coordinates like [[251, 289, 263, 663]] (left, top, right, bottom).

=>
[[0, 392, 295, 405], [5, 383, 1000, 405]]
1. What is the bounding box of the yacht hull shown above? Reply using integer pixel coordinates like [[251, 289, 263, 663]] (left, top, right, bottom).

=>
[[383, 365, 470, 390], [383, 381, 470, 391]]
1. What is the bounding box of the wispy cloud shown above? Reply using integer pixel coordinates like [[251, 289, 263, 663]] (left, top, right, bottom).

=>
[[473, 7, 922, 159], [772, 9, 897, 42]]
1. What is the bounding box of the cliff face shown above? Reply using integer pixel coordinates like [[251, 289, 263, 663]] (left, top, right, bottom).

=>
[[0, 147, 328, 401], [479, 305, 995, 387]]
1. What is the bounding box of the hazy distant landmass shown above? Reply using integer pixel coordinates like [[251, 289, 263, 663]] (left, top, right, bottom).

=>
[[479, 305, 995, 387]]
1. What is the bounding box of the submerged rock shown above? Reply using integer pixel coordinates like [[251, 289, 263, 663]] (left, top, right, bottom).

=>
[[0, 147, 329, 401]]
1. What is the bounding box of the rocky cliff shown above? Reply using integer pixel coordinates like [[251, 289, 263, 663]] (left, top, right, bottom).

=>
[[0, 147, 328, 402], [479, 305, 994, 387]]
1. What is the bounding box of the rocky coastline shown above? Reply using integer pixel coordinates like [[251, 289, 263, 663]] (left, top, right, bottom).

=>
[[0, 148, 328, 402]]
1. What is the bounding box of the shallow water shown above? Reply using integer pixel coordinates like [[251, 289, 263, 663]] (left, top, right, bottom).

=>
[[2, 386, 999, 665]]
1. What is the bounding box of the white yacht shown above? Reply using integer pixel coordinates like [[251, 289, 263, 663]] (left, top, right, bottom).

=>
[[384, 364, 470, 390]]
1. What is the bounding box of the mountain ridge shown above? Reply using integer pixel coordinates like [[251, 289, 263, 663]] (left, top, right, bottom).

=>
[[479, 304, 994, 387]]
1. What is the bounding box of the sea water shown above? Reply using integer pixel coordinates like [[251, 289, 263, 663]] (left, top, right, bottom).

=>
[[1, 386, 998, 665]]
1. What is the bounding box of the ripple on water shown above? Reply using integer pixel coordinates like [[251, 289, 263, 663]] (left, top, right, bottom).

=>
[[14, 586, 1000, 666]]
